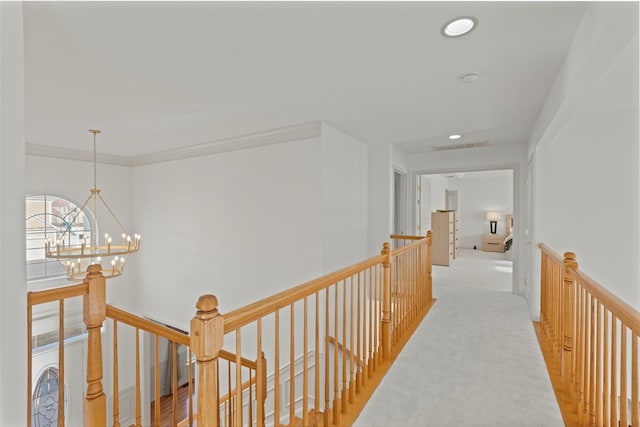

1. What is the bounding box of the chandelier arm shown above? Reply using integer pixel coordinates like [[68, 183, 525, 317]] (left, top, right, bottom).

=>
[[56, 193, 94, 241], [97, 193, 128, 235]]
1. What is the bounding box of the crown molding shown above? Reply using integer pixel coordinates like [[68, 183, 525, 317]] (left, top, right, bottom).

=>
[[130, 121, 322, 166], [26, 143, 134, 166], [26, 121, 323, 167]]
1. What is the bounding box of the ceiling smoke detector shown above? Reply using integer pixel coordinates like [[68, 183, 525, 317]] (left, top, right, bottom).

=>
[[460, 73, 479, 83]]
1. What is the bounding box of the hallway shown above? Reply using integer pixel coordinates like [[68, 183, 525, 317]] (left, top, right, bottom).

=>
[[354, 249, 562, 426]]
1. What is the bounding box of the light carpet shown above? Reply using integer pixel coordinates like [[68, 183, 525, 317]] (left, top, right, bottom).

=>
[[353, 249, 563, 427]]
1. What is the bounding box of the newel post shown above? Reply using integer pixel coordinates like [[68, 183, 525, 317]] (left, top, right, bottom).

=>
[[83, 264, 107, 426], [191, 294, 224, 427], [562, 252, 578, 396], [381, 242, 392, 361]]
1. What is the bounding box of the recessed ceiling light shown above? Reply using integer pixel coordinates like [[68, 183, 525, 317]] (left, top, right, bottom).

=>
[[449, 134, 462, 140], [441, 17, 477, 38]]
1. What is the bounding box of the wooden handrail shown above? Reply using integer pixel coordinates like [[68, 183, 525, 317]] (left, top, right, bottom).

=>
[[540, 244, 640, 335], [106, 304, 190, 346], [389, 234, 423, 241], [539, 243, 564, 263], [572, 269, 640, 336], [27, 282, 87, 306], [390, 236, 428, 257], [223, 255, 386, 332], [537, 243, 640, 427]]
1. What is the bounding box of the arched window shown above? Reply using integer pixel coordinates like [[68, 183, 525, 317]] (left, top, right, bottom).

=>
[[32, 366, 67, 427], [26, 195, 92, 281]]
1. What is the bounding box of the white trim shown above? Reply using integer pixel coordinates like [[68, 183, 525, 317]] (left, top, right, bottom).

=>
[[26, 143, 132, 166], [26, 121, 322, 167]]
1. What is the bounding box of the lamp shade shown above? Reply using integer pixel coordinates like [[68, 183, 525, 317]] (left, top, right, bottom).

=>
[[486, 211, 501, 221]]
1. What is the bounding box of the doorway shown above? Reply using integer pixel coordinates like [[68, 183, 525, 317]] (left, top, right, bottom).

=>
[[393, 171, 407, 236]]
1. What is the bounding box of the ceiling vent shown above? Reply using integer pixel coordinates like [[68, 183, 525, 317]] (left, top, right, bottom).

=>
[[432, 140, 489, 151]]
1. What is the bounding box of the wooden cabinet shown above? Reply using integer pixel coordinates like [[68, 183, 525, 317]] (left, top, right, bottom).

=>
[[453, 210, 459, 259], [482, 233, 506, 252], [432, 210, 456, 266]]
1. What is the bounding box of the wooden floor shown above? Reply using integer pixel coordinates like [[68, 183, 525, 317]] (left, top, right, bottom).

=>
[[150, 382, 195, 427], [533, 321, 579, 427]]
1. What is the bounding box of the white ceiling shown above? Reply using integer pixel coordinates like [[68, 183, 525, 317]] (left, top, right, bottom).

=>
[[23, 1, 587, 158]]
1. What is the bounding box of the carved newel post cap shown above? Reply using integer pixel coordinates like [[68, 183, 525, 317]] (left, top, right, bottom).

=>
[[382, 242, 391, 251], [427, 230, 432, 238], [196, 294, 219, 313], [563, 252, 579, 271]]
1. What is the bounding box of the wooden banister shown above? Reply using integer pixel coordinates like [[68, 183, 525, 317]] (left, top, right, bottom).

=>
[[28, 235, 434, 427], [223, 255, 385, 332], [106, 304, 190, 346], [538, 243, 640, 427], [27, 282, 88, 306]]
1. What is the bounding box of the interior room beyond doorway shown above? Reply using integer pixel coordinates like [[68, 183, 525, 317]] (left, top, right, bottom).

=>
[[417, 169, 514, 257]]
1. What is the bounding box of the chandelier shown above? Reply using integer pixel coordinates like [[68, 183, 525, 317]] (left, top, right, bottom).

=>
[[45, 129, 140, 280]]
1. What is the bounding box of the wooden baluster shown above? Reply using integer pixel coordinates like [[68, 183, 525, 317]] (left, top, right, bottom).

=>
[[27, 300, 32, 427], [289, 304, 295, 425], [315, 292, 320, 418], [632, 335, 638, 427], [597, 303, 603, 426], [381, 241, 391, 361], [190, 294, 224, 427], [83, 264, 107, 426], [303, 297, 309, 427], [113, 319, 120, 427], [577, 285, 585, 424], [154, 335, 160, 427], [173, 341, 178, 427], [356, 272, 362, 394], [58, 299, 65, 427], [275, 310, 281, 427], [603, 307, 609, 427], [611, 317, 617, 426], [256, 319, 265, 427], [135, 328, 141, 427], [236, 329, 242, 427], [227, 361, 232, 427], [324, 289, 330, 427], [368, 268, 373, 376], [373, 264, 380, 372], [188, 348, 193, 427], [333, 283, 339, 425], [349, 276, 355, 404], [621, 325, 628, 427], [562, 252, 578, 398], [590, 295, 596, 424], [342, 279, 347, 413], [248, 366, 253, 427]]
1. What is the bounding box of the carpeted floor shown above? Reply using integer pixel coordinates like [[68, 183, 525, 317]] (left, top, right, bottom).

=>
[[353, 249, 563, 427]]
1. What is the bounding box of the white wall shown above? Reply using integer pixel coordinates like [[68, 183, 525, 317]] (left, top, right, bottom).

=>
[[367, 145, 392, 256], [0, 2, 27, 424], [455, 170, 513, 249], [320, 124, 368, 272], [529, 2, 639, 313], [131, 137, 325, 328], [429, 175, 448, 213]]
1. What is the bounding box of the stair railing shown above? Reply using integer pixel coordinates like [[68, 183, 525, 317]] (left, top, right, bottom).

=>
[[28, 234, 433, 427], [539, 244, 640, 426]]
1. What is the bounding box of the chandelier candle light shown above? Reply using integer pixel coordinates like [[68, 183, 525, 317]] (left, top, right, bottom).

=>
[[45, 129, 140, 280]]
